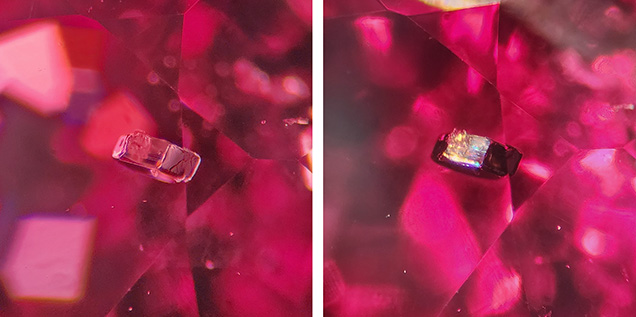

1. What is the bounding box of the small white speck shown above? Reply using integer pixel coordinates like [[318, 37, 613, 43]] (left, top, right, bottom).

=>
[[111, 205, 115, 209], [565, 264, 571, 269], [386, 214, 391, 218], [403, 270, 407, 274], [557, 225, 562, 231], [457, 308, 462, 313], [128, 307, 133, 312], [229, 232, 234, 237], [237, 272, 241, 276], [142, 199, 148, 203], [147, 291, 151, 295], [260, 120, 266, 125]]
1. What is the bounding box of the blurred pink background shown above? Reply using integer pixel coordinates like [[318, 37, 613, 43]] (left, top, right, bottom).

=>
[[325, 0, 636, 316], [0, 0, 311, 315]]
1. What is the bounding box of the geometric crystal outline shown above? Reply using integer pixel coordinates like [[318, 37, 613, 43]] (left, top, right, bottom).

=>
[[436, 154, 580, 316], [380, 0, 500, 17], [409, 4, 499, 85], [97, 15, 184, 90]]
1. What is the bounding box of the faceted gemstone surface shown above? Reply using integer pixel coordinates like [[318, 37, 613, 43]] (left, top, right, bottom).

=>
[[179, 0, 311, 160], [326, 0, 636, 316], [0, 0, 311, 315]]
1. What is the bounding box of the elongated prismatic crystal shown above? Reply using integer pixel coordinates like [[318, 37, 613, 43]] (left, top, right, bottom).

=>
[[112, 131, 201, 183]]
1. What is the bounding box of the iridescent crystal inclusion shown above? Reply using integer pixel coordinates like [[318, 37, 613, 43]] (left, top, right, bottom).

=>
[[442, 129, 491, 168]]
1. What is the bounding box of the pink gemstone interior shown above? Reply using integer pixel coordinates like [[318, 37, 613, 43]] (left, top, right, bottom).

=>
[[0, 0, 311, 315], [326, 0, 636, 316]]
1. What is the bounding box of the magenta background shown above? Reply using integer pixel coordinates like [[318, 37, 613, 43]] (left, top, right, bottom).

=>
[[0, 0, 312, 316], [325, 0, 636, 316]]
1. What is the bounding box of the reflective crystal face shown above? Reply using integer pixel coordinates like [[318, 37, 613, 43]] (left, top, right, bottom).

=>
[[442, 129, 491, 168]]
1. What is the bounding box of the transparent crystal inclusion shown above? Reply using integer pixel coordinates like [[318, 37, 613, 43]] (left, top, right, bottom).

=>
[[113, 131, 201, 183]]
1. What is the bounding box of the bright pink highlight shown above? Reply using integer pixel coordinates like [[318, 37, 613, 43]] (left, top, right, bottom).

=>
[[181, 3, 225, 59], [1, 216, 96, 302], [0, 21, 73, 115], [233, 58, 272, 96], [580, 228, 607, 257], [443, 9, 486, 44], [467, 67, 484, 94], [400, 173, 482, 293], [463, 251, 522, 316], [81, 91, 157, 159], [522, 160, 552, 181], [505, 31, 524, 61], [355, 17, 392, 54], [580, 150, 624, 197], [489, 271, 521, 314], [282, 75, 310, 97], [580, 149, 614, 171]]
